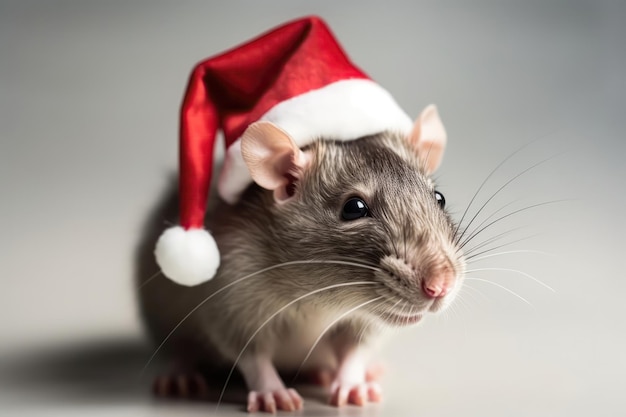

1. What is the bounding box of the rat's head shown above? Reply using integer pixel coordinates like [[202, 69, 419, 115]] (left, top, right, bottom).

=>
[[240, 105, 465, 327]]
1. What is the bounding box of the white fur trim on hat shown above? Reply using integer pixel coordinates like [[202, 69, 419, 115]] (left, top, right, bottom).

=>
[[218, 78, 413, 204], [154, 226, 220, 286]]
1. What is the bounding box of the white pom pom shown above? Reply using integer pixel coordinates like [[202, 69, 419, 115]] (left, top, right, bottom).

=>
[[154, 226, 220, 286]]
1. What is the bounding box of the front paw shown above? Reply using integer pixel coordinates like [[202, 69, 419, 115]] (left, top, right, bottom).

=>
[[329, 381, 382, 407], [247, 388, 303, 413]]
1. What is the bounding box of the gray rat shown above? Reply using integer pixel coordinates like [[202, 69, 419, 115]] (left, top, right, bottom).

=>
[[137, 105, 466, 413]]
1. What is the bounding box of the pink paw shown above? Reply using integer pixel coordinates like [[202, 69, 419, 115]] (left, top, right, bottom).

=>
[[329, 381, 382, 407], [247, 388, 303, 413], [304, 362, 385, 388], [152, 372, 209, 399]]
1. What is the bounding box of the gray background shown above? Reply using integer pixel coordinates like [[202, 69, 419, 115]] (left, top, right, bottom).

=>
[[1, 1, 625, 416]]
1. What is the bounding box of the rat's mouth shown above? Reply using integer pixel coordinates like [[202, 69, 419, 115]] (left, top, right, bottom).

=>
[[380, 311, 423, 326]]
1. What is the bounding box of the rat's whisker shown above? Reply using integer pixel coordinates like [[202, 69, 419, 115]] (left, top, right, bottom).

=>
[[452, 139, 540, 242], [456, 154, 561, 246], [465, 267, 555, 292], [375, 298, 403, 337], [460, 283, 490, 302], [357, 300, 386, 345], [216, 281, 378, 411], [299, 260, 382, 272], [464, 233, 543, 259], [399, 301, 411, 327], [332, 256, 380, 270], [465, 277, 534, 308], [454, 199, 520, 244], [377, 298, 402, 324], [459, 200, 567, 250], [446, 295, 467, 322], [459, 227, 525, 257], [455, 199, 519, 243], [141, 260, 381, 375], [467, 249, 553, 263], [138, 270, 162, 290], [291, 296, 383, 384], [457, 291, 474, 309]]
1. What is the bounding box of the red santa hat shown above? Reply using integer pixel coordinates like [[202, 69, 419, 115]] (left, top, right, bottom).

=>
[[155, 16, 413, 286]]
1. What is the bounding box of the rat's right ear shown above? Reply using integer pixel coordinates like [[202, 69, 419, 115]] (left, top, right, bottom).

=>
[[408, 104, 447, 174], [241, 121, 310, 203]]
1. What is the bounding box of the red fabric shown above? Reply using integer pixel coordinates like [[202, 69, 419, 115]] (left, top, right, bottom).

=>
[[179, 16, 369, 229]]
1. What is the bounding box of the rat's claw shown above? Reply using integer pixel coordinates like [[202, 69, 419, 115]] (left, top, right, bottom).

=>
[[287, 388, 304, 409], [247, 391, 260, 413], [247, 388, 304, 413], [330, 382, 382, 407], [366, 382, 383, 402], [263, 392, 276, 413], [348, 384, 368, 406]]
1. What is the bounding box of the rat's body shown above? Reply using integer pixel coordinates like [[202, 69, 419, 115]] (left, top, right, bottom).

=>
[[139, 114, 466, 412]]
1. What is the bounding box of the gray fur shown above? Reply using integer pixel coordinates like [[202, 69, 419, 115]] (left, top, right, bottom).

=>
[[137, 131, 465, 373]]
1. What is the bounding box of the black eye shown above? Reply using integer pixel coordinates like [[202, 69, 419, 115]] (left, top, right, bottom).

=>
[[434, 191, 445, 209], [342, 198, 369, 220]]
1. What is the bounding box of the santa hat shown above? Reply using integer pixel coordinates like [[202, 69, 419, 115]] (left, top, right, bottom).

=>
[[155, 16, 413, 286]]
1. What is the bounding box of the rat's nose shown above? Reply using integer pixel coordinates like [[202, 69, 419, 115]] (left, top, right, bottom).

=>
[[422, 265, 455, 298]]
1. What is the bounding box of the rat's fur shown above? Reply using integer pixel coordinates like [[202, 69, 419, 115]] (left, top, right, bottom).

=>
[[137, 131, 465, 390]]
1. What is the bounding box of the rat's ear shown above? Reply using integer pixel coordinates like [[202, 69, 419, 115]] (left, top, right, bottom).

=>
[[241, 121, 309, 203], [408, 104, 447, 174]]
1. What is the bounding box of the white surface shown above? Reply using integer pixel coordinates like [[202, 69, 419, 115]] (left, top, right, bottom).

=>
[[1, 1, 625, 416]]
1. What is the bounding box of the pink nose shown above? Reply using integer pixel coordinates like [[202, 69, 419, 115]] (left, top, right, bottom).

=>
[[422, 266, 455, 299]]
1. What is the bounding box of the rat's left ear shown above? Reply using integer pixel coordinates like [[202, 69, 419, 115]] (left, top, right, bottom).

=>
[[408, 104, 447, 174], [241, 121, 310, 203]]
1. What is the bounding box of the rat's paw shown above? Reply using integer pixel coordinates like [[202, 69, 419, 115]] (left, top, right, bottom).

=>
[[247, 388, 303, 413], [152, 372, 209, 399], [329, 381, 382, 407]]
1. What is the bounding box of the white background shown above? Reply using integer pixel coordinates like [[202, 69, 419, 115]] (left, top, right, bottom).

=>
[[1, 1, 625, 416]]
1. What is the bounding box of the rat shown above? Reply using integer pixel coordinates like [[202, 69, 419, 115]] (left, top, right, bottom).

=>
[[137, 104, 466, 413]]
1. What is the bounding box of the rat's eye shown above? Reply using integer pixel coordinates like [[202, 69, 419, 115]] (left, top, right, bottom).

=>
[[434, 191, 445, 209], [342, 198, 369, 220]]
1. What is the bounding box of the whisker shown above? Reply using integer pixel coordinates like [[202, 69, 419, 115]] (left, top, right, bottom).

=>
[[332, 256, 380, 269], [141, 260, 381, 374], [460, 283, 490, 302], [465, 267, 555, 292], [467, 249, 553, 263], [356, 311, 376, 346], [446, 294, 467, 322], [465, 277, 533, 307], [380, 298, 403, 324], [138, 270, 162, 290], [400, 301, 411, 327], [291, 296, 383, 384], [459, 200, 567, 250], [452, 139, 541, 242], [216, 281, 378, 411], [455, 291, 473, 310], [456, 154, 561, 246], [455, 199, 520, 242], [460, 227, 525, 257], [464, 233, 543, 259]]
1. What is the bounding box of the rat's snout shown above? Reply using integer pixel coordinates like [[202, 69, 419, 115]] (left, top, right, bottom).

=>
[[379, 254, 457, 301], [422, 264, 455, 299]]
